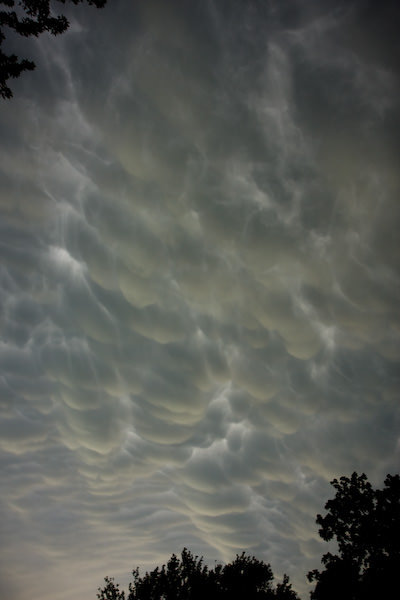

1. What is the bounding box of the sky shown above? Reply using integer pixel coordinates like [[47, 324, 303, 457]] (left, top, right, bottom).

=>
[[0, 0, 399, 598]]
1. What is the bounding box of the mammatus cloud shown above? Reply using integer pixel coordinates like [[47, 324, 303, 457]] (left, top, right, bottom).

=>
[[0, 1, 399, 599]]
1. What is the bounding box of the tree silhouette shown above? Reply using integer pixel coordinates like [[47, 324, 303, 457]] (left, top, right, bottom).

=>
[[308, 472, 400, 600], [97, 548, 300, 600], [0, 0, 107, 98]]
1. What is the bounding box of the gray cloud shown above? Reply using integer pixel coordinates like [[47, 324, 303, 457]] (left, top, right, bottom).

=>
[[0, 1, 399, 599]]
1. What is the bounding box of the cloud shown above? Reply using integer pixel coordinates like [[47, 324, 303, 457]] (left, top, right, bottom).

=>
[[0, 1, 399, 600]]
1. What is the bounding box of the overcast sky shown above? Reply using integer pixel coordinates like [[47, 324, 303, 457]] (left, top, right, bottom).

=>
[[0, 1, 399, 599]]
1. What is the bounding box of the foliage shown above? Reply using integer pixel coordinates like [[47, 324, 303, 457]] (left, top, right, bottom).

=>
[[308, 472, 400, 600], [0, 0, 107, 98], [97, 473, 400, 600], [97, 548, 300, 600]]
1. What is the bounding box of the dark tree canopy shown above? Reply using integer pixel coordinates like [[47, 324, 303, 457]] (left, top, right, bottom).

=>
[[97, 473, 400, 600], [97, 548, 300, 600], [308, 472, 400, 600], [0, 0, 107, 98]]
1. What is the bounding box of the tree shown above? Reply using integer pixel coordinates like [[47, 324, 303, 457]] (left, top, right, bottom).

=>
[[0, 0, 107, 99], [97, 548, 300, 600], [308, 472, 400, 600]]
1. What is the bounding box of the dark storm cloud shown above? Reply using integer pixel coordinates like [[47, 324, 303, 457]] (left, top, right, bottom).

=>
[[0, 1, 399, 600]]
